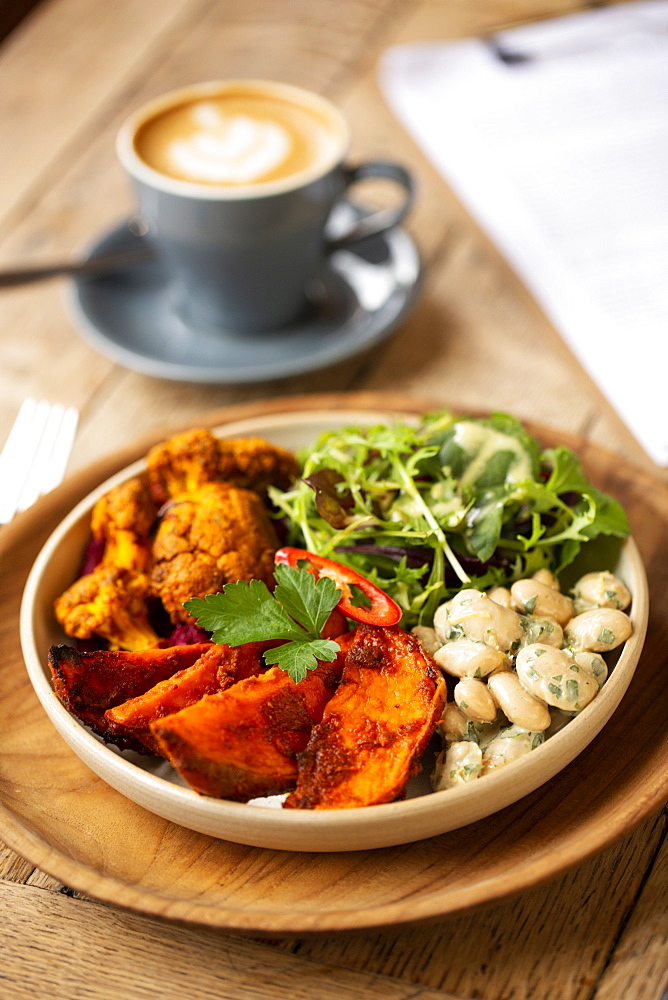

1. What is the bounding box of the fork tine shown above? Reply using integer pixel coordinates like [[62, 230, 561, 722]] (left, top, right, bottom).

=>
[[16, 402, 66, 513], [40, 405, 79, 495], [0, 399, 79, 523], [0, 398, 43, 523]]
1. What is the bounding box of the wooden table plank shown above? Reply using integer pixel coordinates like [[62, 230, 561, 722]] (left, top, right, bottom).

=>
[[0, 0, 198, 238], [595, 831, 668, 1000], [0, 880, 460, 1000], [284, 814, 666, 1000]]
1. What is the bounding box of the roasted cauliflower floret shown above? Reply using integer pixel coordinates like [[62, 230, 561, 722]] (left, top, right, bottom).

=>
[[146, 429, 221, 504], [146, 428, 298, 504], [150, 482, 279, 624], [216, 435, 298, 494], [90, 476, 157, 571], [54, 478, 160, 650], [54, 565, 161, 651]]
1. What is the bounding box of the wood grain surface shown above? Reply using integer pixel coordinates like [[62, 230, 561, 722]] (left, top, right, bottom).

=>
[[0, 0, 666, 998]]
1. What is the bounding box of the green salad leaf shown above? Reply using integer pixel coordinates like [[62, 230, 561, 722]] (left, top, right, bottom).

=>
[[268, 411, 629, 628]]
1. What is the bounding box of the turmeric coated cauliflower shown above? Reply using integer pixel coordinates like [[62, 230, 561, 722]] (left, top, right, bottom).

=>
[[90, 477, 156, 571], [54, 477, 161, 650], [216, 435, 299, 494], [54, 565, 160, 651], [55, 430, 298, 649], [146, 428, 298, 505], [146, 429, 221, 505], [150, 482, 279, 625]]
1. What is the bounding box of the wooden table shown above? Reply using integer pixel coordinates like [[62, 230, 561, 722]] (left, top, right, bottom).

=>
[[1, 1, 665, 997]]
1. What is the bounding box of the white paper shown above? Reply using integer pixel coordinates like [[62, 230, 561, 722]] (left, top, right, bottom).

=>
[[380, 1, 668, 465]]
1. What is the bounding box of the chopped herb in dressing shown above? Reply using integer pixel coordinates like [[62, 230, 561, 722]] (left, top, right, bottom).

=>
[[565, 679, 580, 702]]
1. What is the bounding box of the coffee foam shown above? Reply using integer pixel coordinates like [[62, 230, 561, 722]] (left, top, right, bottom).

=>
[[130, 86, 345, 190], [168, 102, 292, 184]]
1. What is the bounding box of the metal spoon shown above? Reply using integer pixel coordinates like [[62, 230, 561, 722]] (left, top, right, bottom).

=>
[[0, 219, 153, 288], [0, 245, 154, 288]]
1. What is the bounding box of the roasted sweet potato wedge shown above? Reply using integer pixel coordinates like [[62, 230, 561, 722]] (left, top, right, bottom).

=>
[[48, 642, 212, 741], [284, 624, 446, 810], [104, 642, 268, 754], [151, 655, 344, 801]]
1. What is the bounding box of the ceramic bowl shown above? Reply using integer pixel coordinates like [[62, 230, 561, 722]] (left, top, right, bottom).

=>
[[19, 409, 649, 852]]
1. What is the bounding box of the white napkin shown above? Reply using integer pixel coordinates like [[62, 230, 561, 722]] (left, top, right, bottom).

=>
[[380, 1, 668, 466]]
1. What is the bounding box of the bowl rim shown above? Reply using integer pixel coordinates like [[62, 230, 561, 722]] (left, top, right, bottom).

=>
[[18, 407, 649, 850]]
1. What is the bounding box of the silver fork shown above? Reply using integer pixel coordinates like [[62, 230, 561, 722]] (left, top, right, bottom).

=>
[[0, 399, 79, 524]]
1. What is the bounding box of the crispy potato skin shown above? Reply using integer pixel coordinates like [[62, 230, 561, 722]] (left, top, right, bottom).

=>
[[151, 656, 344, 801], [150, 482, 279, 624], [284, 625, 446, 810], [48, 643, 212, 747], [104, 642, 269, 754]]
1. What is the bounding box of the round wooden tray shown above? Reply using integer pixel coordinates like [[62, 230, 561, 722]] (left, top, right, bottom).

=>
[[1, 393, 666, 935]]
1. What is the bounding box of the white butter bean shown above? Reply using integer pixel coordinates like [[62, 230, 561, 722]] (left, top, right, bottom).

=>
[[532, 568, 560, 591], [433, 639, 507, 678], [439, 702, 470, 743], [564, 608, 632, 651], [432, 741, 483, 791], [574, 650, 608, 688], [433, 600, 451, 643], [511, 579, 574, 625], [487, 586, 513, 609], [572, 571, 631, 613], [454, 678, 498, 723], [516, 643, 598, 711], [434, 589, 524, 652], [481, 726, 544, 773], [520, 616, 564, 648], [487, 670, 552, 731], [411, 625, 441, 655]]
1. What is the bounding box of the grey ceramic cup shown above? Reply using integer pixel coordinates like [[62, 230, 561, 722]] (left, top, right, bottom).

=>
[[116, 81, 413, 333]]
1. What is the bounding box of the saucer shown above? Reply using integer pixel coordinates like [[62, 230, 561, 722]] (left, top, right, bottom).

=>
[[66, 211, 422, 384]]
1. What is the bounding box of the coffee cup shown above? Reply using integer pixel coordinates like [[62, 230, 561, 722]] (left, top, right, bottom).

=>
[[116, 80, 413, 333]]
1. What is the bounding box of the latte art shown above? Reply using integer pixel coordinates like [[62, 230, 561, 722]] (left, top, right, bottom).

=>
[[168, 104, 292, 184], [132, 86, 344, 189]]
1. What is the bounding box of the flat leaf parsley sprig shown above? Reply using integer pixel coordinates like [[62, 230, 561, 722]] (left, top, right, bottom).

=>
[[184, 564, 341, 682]]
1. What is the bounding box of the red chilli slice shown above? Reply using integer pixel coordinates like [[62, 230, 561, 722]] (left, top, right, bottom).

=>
[[274, 547, 402, 627]]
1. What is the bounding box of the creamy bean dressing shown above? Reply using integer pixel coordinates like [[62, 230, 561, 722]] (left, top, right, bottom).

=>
[[451, 421, 534, 488]]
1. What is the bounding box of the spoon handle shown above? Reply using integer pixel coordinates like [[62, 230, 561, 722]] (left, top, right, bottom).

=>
[[0, 246, 153, 288]]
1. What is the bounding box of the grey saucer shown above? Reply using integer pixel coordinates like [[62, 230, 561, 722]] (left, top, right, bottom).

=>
[[66, 211, 422, 384]]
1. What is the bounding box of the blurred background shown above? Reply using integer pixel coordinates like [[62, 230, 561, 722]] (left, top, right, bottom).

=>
[[0, 0, 664, 476]]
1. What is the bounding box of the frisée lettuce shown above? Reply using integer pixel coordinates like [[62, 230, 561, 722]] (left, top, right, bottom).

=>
[[268, 411, 629, 629]]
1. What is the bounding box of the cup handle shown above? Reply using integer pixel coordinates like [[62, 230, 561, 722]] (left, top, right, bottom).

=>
[[325, 161, 414, 249]]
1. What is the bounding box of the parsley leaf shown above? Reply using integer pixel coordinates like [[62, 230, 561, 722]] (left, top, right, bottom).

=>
[[273, 563, 340, 636], [183, 567, 341, 682], [265, 638, 340, 683]]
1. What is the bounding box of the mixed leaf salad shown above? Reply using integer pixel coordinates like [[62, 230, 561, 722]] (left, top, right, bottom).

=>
[[269, 410, 629, 630]]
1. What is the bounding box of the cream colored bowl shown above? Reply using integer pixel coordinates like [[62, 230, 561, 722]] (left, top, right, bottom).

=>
[[19, 409, 648, 852]]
